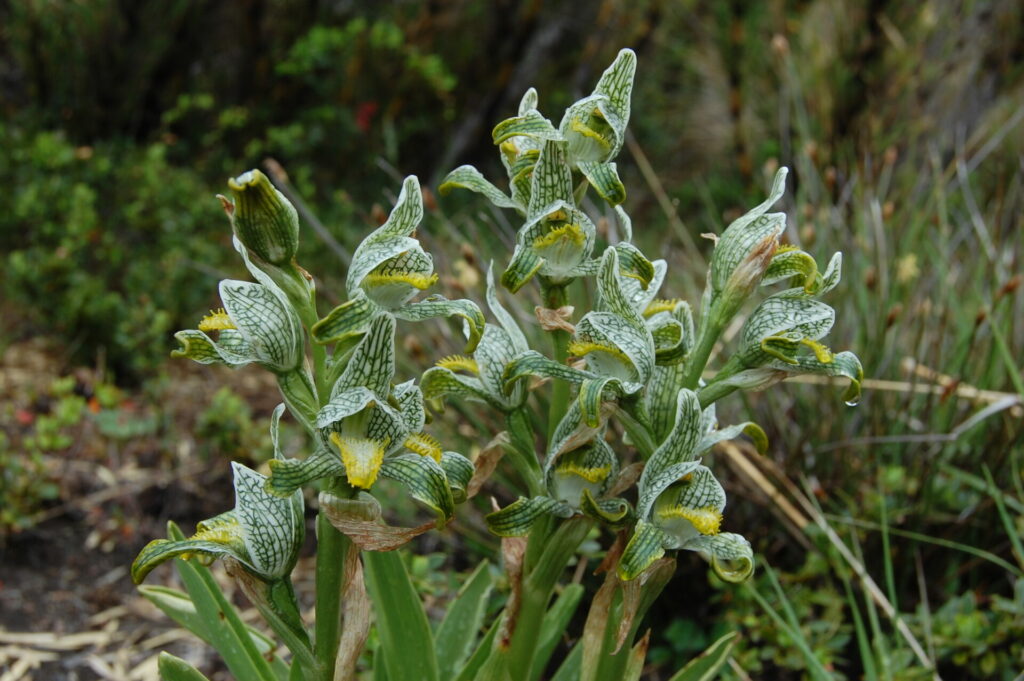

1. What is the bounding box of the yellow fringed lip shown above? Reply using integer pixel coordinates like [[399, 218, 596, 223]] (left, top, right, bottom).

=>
[[643, 299, 682, 317], [198, 308, 236, 332], [403, 432, 443, 462], [556, 461, 611, 484], [532, 222, 587, 250], [568, 338, 632, 366], [656, 504, 723, 536], [362, 271, 439, 291], [436, 355, 480, 375], [330, 433, 386, 489]]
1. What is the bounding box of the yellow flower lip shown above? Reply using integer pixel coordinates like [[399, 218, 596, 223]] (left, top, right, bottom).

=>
[[362, 271, 439, 290], [436, 355, 480, 375], [568, 339, 631, 366], [800, 338, 835, 363], [330, 433, 386, 489], [199, 308, 236, 332], [657, 505, 723, 536], [532, 222, 586, 250], [556, 461, 611, 484], [403, 432, 443, 462], [643, 299, 682, 317]]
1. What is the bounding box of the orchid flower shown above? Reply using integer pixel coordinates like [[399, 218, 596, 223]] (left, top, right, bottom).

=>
[[420, 264, 530, 411], [618, 389, 762, 582], [132, 405, 304, 584], [311, 176, 484, 354], [267, 313, 472, 523]]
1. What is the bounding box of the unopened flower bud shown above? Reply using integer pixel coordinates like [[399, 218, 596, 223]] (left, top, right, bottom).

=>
[[228, 169, 299, 265]]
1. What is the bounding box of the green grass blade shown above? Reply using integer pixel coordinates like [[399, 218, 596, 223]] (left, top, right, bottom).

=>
[[744, 578, 832, 681], [841, 574, 878, 681], [667, 631, 738, 681], [550, 642, 584, 681], [531, 583, 585, 681], [363, 550, 439, 681], [173, 558, 279, 681], [983, 465, 1024, 571], [158, 652, 211, 681], [455, 617, 500, 681], [435, 560, 494, 680]]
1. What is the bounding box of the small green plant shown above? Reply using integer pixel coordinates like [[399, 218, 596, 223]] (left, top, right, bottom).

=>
[[132, 49, 861, 680]]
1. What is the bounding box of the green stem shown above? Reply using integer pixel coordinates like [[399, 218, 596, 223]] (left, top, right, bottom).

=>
[[315, 479, 354, 681], [681, 307, 725, 390], [507, 408, 544, 497], [615, 403, 657, 459], [505, 517, 593, 681], [696, 381, 738, 408], [541, 280, 572, 441]]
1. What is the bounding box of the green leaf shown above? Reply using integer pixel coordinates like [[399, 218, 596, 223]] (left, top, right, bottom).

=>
[[395, 296, 486, 353], [174, 554, 280, 681], [158, 652, 212, 681], [312, 293, 375, 344], [363, 550, 440, 681], [455, 618, 500, 681], [550, 642, 584, 681], [435, 560, 494, 680], [531, 583, 585, 681], [439, 165, 521, 210], [668, 631, 739, 681], [485, 496, 571, 536], [578, 161, 626, 205]]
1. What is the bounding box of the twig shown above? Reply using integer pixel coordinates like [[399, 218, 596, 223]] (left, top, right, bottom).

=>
[[263, 158, 352, 267]]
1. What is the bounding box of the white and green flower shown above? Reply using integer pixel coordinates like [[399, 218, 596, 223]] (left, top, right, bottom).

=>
[[421, 264, 530, 411], [311, 176, 484, 353], [132, 405, 304, 584], [267, 313, 471, 523], [618, 389, 761, 582]]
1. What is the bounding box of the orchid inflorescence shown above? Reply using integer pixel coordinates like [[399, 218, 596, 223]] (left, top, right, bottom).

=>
[[132, 48, 862, 681]]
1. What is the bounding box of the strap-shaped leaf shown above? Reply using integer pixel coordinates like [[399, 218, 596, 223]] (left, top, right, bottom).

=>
[[266, 447, 344, 496], [157, 652, 212, 681], [485, 496, 572, 536], [219, 279, 302, 372], [439, 165, 521, 210], [686, 532, 754, 583], [395, 295, 485, 353], [232, 463, 303, 579], [667, 631, 739, 681], [710, 167, 788, 295], [331, 313, 396, 398], [698, 421, 768, 456], [493, 109, 561, 145], [311, 292, 375, 344], [502, 244, 545, 293], [380, 453, 455, 522], [434, 560, 494, 681], [618, 520, 669, 580], [578, 161, 625, 205], [503, 349, 592, 392], [528, 140, 573, 219]]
